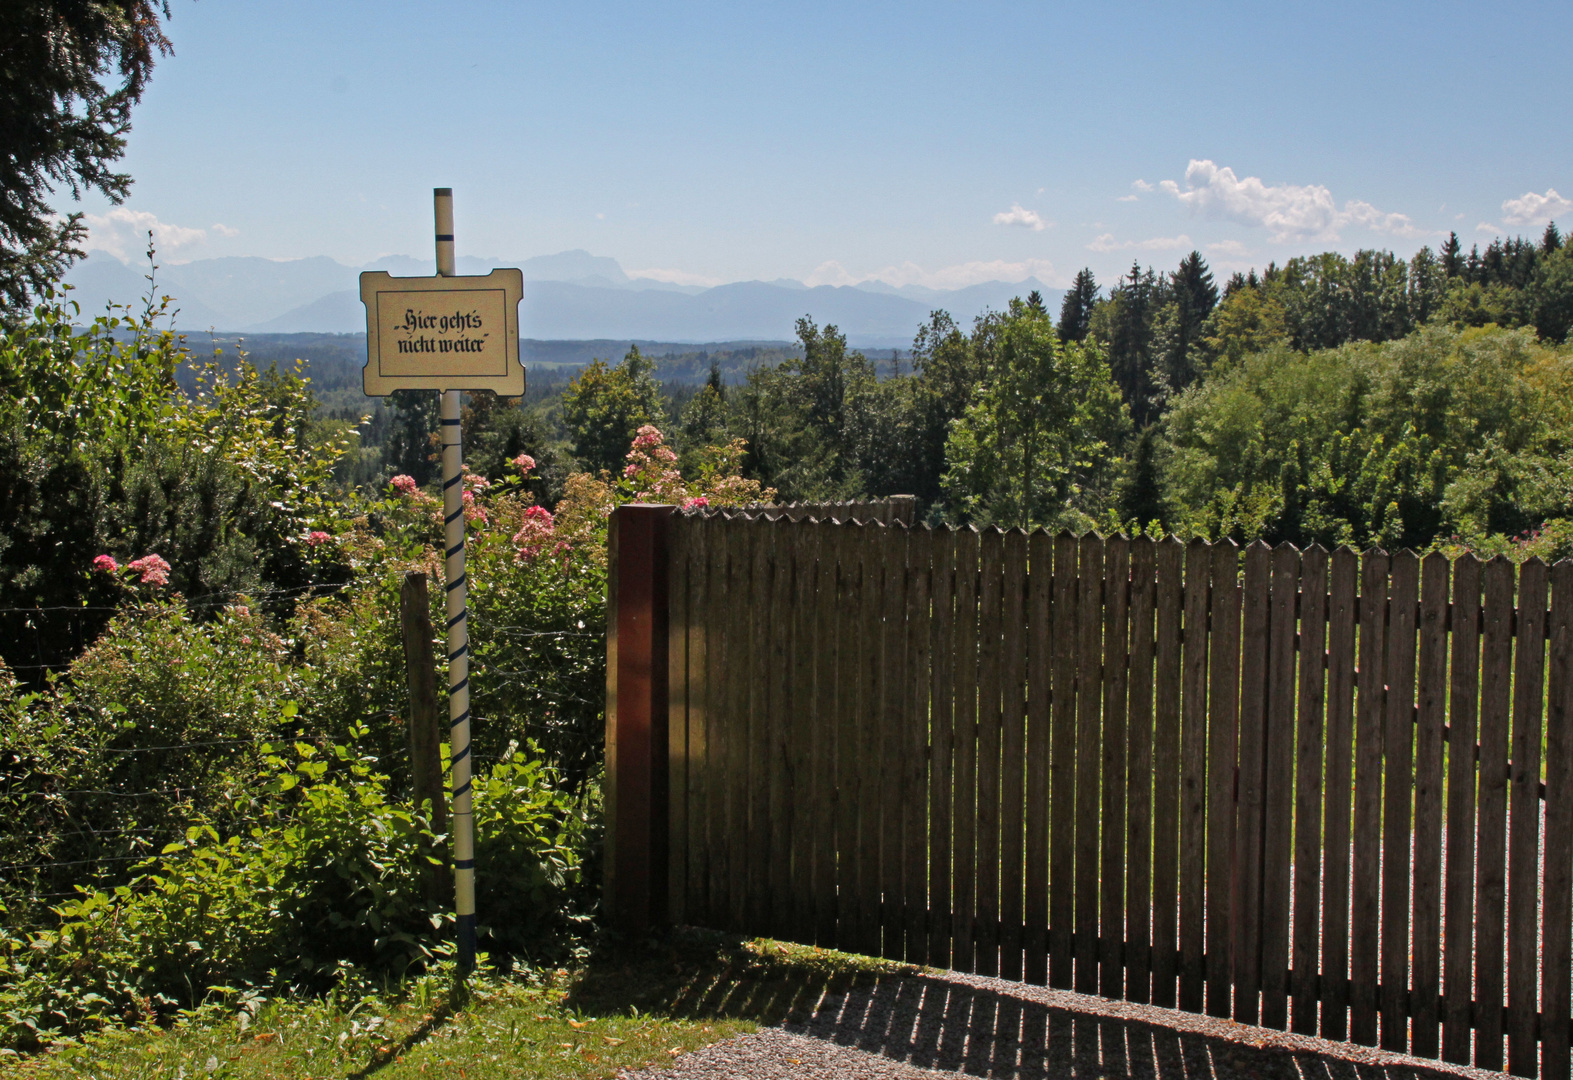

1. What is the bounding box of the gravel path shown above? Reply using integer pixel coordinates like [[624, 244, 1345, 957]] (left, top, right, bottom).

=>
[[621, 966, 1516, 1080]]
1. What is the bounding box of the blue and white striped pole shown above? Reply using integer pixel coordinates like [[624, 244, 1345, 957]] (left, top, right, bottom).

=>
[[434, 187, 477, 973]]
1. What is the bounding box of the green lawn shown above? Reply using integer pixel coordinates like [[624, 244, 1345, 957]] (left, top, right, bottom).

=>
[[13, 934, 920, 1079]]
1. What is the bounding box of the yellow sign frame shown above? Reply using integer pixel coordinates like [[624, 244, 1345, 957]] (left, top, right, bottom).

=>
[[360, 268, 526, 395]]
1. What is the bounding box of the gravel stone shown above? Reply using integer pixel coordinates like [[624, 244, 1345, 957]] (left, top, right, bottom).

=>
[[621, 966, 1517, 1080]]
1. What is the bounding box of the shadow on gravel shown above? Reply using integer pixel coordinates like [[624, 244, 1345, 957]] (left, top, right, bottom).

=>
[[783, 975, 1474, 1080]]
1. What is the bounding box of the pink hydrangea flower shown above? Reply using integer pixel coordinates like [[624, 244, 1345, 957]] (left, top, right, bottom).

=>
[[462, 489, 489, 525], [306, 530, 332, 546], [391, 474, 418, 495], [126, 554, 171, 587], [512, 504, 556, 560], [682, 496, 710, 509], [92, 554, 119, 574], [512, 454, 536, 474]]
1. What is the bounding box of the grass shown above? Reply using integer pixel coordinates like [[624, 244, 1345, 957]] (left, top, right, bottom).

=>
[[12, 932, 921, 1079]]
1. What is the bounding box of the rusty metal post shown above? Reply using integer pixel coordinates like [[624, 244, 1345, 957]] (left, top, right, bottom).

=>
[[605, 503, 675, 934]]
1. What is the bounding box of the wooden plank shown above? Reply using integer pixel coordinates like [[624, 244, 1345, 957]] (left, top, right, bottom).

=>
[[1232, 540, 1272, 1026], [975, 528, 1005, 976], [1025, 530, 1053, 985], [857, 524, 885, 957], [1102, 536, 1131, 999], [1291, 545, 1329, 1036], [1260, 544, 1300, 1030], [810, 522, 838, 947], [1441, 554, 1482, 1063], [769, 523, 797, 939], [929, 529, 957, 968], [1206, 541, 1241, 1018], [951, 527, 980, 972], [1321, 547, 1359, 1042], [1049, 533, 1079, 988], [1074, 533, 1105, 995], [683, 518, 711, 927], [1506, 559, 1547, 1077], [833, 524, 863, 952], [880, 524, 908, 960], [1178, 539, 1210, 1012], [788, 521, 817, 944], [1475, 555, 1514, 1072], [667, 515, 691, 927], [1152, 538, 1184, 1007], [748, 521, 774, 934], [1000, 529, 1029, 981], [1410, 551, 1449, 1058], [1349, 548, 1389, 1046], [904, 526, 932, 964], [1380, 550, 1418, 1052], [1542, 559, 1573, 1080], [1126, 538, 1159, 1005]]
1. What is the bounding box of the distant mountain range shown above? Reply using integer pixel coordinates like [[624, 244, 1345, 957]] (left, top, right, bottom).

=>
[[62, 249, 1061, 349]]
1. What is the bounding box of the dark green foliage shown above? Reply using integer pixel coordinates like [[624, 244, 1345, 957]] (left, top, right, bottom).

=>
[[1115, 425, 1168, 531], [1057, 268, 1098, 343], [0, 2, 171, 314], [560, 346, 665, 476]]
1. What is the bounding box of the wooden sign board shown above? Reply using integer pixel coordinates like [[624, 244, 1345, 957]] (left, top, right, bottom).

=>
[[360, 268, 526, 395]]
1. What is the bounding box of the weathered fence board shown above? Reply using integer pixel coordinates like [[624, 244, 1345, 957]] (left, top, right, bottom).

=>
[[611, 508, 1573, 1080]]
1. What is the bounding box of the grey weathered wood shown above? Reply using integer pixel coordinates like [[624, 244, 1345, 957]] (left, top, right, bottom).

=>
[[1507, 559, 1547, 1077], [1152, 538, 1184, 1007], [787, 522, 816, 943], [1074, 534, 1105, 994], [1542, 559, 1573, 1080], [1410, 551, 1449, 1058], [904, 527, 932, 964], [726, 517, 753, 932], [1475, 556, 1514, 1071], [1320, 547, 1358, 1042], [975, 528, 1005, 976], [667, 517, 691, 927], [1126, 538, 1159, 1005], [1205, 541, 1241, 1019], [768, 523, 796, 938], [929, 529, 957, 968], [1024, 531, 1053, 984], [833, 524, 863, 951], [1000, 529, 1029, 981], [1102, 536, 1131, 999], [683, 519, 711, 926], [1179, 539, 1210, 1013], [809, 522, 837, 946], [880, 524, 909, 960], [1260, 544, 1300, 1030], [1049, 533, 1079, 988], [952, 527, 980, 972], [1291, 545, 1328, 1036], [1380, 550, 1418, 1052], [1349, 548, 1388, 1046], [1441, 554, 1482, 1063], [1232, 540, 1272, 1026], [400, 571, 447, 906]]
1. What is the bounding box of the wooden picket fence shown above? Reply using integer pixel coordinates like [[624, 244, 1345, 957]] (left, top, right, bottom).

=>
[[731, 495, 917, 525], [604, 509, 1573, 1079]]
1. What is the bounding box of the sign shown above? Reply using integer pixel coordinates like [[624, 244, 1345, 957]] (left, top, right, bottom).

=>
[[359, 268, 526, 395]]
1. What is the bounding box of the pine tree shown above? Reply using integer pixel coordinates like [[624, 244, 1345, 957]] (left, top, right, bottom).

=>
[[1115, 424, 1166, 531], [1164, 251, 1218, 395], [1057, 268, 1099, 342], [1026, 289, 1045, 314], [1441, 232, 1464, 278], [1543, 222, 1564, 255]]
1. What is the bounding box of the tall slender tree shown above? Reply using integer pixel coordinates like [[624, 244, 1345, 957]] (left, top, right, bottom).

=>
[[1057, 268, 1099, 342]]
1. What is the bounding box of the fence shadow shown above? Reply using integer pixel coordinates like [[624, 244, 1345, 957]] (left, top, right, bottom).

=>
[[783, 974, 1478, 1080]]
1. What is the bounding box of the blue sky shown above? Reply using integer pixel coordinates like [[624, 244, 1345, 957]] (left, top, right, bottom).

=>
[[64, 0, 1573, 291]]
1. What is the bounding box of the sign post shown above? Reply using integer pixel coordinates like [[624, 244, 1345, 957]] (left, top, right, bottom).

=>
[[362, 188, 525, 974]]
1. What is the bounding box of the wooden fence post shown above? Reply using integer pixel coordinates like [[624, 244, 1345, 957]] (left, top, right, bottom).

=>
[[606, 503, 675, 934], [400, 571, 448, 907]]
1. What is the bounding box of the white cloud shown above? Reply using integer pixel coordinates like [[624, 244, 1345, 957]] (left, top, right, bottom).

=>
[[1477, 222, 1502, 233], [627, 266, 723, 287], [1206, 240, 1252, 257], [806, 258, 1063, 290], [1131, 180, 1154, 192], [1159, 159, 1421, 241], [1116, 195, 1140, 203], [210, 223, 239, 237], [1501, 188, 1572, 226], [83, 208, 208, 260], [992, 203, 1049, 231], [1086, 233, 1193, 253]]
